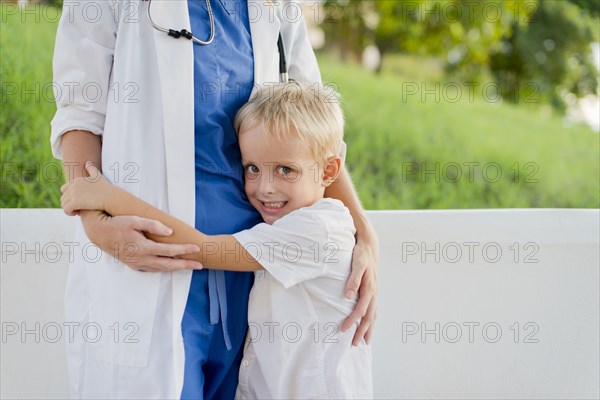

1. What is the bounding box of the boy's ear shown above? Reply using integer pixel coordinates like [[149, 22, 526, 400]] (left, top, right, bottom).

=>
[[322, 155, 342, 187]]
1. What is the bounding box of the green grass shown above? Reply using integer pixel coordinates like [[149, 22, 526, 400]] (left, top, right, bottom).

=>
[[1, 3, 63, 208], [317, 54, 600, 209], [1, 4, 599, 209]]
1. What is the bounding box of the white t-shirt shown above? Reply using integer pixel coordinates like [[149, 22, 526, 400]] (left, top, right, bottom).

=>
[[232, 198, 373, 399]]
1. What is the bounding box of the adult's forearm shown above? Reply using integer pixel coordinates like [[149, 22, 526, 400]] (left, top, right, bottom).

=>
[[325, 166, 378, 249], [61, 130, 105, 223], [61, 130, 103, 180]]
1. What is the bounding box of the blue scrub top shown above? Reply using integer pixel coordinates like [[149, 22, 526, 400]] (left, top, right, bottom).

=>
[[187, 0, 262, 358]]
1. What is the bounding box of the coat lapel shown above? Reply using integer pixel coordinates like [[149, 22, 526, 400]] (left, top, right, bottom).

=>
[[249, 0, 281, 85], [149, 0, 195, 394], [150, 0, 196, 224]]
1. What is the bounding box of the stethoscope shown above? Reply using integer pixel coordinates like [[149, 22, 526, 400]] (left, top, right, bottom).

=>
[[145, 0, 289, 83]]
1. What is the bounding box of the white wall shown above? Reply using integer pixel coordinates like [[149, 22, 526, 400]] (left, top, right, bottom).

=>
[[1, 209, 599, 399]]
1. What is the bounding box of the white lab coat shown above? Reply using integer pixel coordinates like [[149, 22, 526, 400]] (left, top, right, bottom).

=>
[[50, 0, 320, 398]]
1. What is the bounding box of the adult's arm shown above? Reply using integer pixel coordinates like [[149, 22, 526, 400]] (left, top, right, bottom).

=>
[[52, 0, 202, 271], [324, 168, 378, 345], [60, 132, 202, 271]]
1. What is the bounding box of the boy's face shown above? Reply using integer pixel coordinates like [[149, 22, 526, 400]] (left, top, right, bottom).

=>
[[239, 124, 332, 225]]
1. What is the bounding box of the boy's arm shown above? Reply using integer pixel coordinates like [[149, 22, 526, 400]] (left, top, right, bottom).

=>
[[324, 165, 378, 345], [60, 164, 262, 271]]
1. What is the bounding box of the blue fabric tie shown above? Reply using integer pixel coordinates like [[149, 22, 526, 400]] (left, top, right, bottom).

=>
[[208, 269, 232, 349]]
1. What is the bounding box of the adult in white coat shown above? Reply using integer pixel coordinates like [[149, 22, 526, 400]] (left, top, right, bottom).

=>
[[51, 0, 378, 398]]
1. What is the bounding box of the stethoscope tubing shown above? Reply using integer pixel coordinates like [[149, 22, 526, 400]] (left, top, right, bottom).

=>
[[146, 0, 215, 45]]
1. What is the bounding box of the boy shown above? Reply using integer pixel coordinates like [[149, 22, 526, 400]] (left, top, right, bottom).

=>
[[61, 83, 374, 399]]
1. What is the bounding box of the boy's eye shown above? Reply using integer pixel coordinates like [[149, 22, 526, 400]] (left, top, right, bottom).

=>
[[245, 165, 260, 175], [277, 166, 292, 175]]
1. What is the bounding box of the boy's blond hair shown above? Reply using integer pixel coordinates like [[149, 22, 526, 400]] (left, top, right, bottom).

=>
[[233, 83, 345, 164]]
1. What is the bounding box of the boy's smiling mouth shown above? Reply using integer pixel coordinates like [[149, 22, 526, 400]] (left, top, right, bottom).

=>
[[260, 200, 287, 210]]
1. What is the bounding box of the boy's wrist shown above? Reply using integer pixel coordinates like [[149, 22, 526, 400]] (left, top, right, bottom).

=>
[[101, 182, 118, 215], [80, 209, 104, 224]]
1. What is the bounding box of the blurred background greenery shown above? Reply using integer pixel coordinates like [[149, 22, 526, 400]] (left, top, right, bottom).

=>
[[1, 0, 599, 209]]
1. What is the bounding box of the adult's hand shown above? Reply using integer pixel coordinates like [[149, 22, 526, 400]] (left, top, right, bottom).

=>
[[79, 210, 203, 272], [341, 237, 378, 346]]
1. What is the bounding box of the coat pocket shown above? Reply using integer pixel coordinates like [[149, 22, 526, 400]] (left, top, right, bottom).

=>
[[70, 224, 162, 367]]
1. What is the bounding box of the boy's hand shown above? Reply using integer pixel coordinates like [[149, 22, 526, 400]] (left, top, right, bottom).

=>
[[60, 162, 111, 215], [341, 238, 378, 346]]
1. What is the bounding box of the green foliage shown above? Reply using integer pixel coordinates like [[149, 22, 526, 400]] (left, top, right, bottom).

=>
[[374, 0, 532, 76], [323, 0, 599, 109], [567, 0, 600, 16], [321, 0, 373, 62], [490, 1, 599, 110], [44, 0, 63, 7]]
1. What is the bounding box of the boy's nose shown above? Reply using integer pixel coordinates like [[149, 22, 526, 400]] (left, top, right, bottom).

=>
[[258, 173, 276, 195]]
